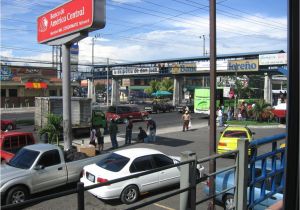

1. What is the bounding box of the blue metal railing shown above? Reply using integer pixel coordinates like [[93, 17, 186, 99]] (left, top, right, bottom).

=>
[[248, 133, 286, 209]]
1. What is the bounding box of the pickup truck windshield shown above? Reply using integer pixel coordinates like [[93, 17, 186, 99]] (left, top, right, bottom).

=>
[[8, 148, 40, 169], [96, 153, 129, 172]]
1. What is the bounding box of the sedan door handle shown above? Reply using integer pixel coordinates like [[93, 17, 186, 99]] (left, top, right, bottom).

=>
[[58, 167, 63, 170]]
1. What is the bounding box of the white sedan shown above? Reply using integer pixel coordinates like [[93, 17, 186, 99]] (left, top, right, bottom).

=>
[[80, 148, 204, 204]]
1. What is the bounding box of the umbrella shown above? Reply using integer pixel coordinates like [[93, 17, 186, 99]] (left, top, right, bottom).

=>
[[151, 90, 172, 97]]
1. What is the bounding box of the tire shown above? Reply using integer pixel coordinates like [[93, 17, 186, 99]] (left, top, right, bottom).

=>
[[120, 185, 139, 204], [5, 186, 29, 205], [6, 124, 13, 130], [223, 194, 235, 210]]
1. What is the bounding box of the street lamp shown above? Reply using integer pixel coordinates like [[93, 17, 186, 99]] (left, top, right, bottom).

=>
[[199, 35, 206, 56]]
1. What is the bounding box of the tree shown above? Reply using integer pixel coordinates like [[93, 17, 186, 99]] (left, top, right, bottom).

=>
[[159, 78, 173, 92], [252, 100, 274, 121], [145, 80, 160, 95], [39, 114, 63, 146]]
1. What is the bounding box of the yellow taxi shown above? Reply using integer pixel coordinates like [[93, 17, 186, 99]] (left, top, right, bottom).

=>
[[217, 126, 255, 154]]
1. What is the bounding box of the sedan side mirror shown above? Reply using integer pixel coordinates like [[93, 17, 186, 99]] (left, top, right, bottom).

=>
[[34, 165, 45, 170]]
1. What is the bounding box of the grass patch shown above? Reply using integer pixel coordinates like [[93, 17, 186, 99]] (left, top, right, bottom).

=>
[[16, 119, 34, 126], [226, 120, 280, 126]]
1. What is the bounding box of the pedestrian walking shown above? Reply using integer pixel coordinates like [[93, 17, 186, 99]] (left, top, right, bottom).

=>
[[89, 127, 97, 147], [182, 111, 191, 132], [147, 118, 156, 142], [217, 107, 223, 127], [125, 118, 133, 145], [227, 106, 232, 121], [109, 119, 118, 149], [96, 127, 104, 152], [137, 126, 148, 142]]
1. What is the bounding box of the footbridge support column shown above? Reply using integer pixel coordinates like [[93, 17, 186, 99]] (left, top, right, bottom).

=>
[[111, 78, 120, 106], [264, 73, 273, 104], [173, 77, 183, 106]]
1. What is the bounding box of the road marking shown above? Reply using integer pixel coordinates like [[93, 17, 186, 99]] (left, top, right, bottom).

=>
[[154, 203, 175, 210]]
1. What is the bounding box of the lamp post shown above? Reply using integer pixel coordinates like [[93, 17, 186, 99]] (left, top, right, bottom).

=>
[[91, 34, 101, 102], [199, 35, 206, 56]]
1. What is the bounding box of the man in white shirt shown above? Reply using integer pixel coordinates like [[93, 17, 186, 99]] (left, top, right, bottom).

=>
[[217, 108, 223, 127]]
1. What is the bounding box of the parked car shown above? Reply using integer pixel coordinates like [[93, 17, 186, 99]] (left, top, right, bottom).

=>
[[80, 148, 205, 204], [175, 102, 194, 113], [204, 159, 283, 210], [144, 102, 174, 114], [0, 131, 35, 164], [217, 126, 255, 155], [1, 120, 16, 131], [0, 144, 104, 205], [106, 105, 149, 123]]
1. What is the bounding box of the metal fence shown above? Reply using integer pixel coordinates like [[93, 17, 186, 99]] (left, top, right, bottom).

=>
[[2, 133, 286, 210]]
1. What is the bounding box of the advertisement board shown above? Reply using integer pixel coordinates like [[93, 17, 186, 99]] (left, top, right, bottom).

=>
[[37, 0, 105, 44], [196, 60, 228, 71], [112, 67, 159, 76], [259, 53, 287, 65], [228, 59, 259, 71]]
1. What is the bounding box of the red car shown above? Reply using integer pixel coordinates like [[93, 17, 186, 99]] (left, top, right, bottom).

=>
[[106, 105, 149, 123], [272, 103, 287, 118], [1, 120, 16, 131], [0, 131, 35, 163]]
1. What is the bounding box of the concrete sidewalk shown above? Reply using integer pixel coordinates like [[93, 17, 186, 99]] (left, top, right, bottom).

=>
[[73, 121, 209, 145]]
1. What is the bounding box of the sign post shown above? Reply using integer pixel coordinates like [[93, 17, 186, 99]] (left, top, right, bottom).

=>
[[37, 0, 105, 150]]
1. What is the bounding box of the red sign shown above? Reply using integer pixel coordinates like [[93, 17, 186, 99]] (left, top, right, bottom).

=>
[[37, 0, 105, 44], [25, 82, 48, 89]]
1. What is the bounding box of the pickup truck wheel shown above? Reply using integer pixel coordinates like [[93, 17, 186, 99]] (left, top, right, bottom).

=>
[[6, 186, 29, 205], [223, 194, 235, 210], [120, 185, 139, 204]]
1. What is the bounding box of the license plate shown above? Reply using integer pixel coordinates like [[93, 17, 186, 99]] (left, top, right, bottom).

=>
[[87, 173, 95, 182]]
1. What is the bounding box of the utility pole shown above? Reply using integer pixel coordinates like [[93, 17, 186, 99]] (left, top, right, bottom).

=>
[[106, 58, 109, 106], [200, 35, 206, 56]]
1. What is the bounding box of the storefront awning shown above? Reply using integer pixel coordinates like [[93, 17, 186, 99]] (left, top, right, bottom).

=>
[[25, 82, 48, 89]]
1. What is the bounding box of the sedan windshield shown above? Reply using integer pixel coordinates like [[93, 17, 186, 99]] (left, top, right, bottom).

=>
[[8, 148, 40, 169], [96, 153, 130, 172]]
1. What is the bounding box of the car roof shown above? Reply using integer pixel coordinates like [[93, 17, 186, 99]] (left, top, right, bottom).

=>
[[114, 148, 163, 158], [23, 143, 59, 152], [0, 131, 33, 138], [223, 126, 251, 132]]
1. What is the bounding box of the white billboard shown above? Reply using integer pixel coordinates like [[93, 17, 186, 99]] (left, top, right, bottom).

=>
[[196, 60, 228, 71], [259, 53, 287, 65]]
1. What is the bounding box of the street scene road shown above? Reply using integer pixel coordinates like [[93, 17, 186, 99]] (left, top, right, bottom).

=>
[[2, 110, 285, 210]]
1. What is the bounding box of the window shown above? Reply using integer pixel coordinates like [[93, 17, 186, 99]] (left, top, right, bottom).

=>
[[1, 89, 6, 97], [10, 136, 19, 154], [108, 106, 116, 113], [3, 137, 11, 151], [37, 150, 61, 167], [49, 90, 57, 96], [19, 135, 27, 147], [9, 149, 40, 169], [223, 130, 248, 138], [131, 107, 140, 112], [130, 156, 154, 173], [153, 154, 174, 168], [96, 153, 130, 172], [8, 89, 17, 97]]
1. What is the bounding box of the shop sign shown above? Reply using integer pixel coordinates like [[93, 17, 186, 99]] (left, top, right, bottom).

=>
[[228, 59, 258, 71], [37, 0, 105, 44], [196, 60, 228, 71], [17, 68, 40, 74], [171, 63, 196, 74], [259, 53, 287, 65], [0, 66, 13, 81], [112, 67, 159, 76], [25, 82, 48, 89]]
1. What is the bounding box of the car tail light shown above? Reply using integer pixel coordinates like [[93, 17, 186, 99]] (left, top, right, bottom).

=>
[[80, 170, 85, 177], [218, 142, 227, 146], [97, 177, 109, 185]]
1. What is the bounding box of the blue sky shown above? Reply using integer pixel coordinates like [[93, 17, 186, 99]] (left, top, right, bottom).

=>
[[0, 0, 287, 66]]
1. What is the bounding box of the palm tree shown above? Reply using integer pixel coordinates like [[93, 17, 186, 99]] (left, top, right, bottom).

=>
[[159, 78, 173, 92], [39, 114, 63, 146], [144, 80, 160, 95], [252, 100, 273, 121]]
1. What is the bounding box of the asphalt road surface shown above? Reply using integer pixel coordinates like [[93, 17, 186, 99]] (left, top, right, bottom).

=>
[[4, 115, 284, 210]]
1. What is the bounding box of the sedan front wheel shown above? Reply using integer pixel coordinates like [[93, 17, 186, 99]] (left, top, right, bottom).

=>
[[120, 185, 139, 204]]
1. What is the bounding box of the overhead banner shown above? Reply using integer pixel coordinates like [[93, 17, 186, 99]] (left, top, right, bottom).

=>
[[112, 67, 159, 76], [196, 60, 228, 71], [259, 53, 287, 65], [37, 0, 106, 44], [228, 59, 259, 71]]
